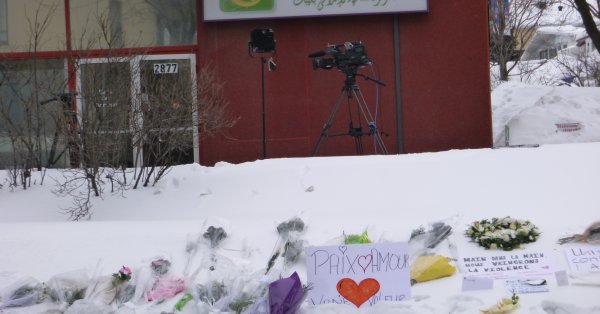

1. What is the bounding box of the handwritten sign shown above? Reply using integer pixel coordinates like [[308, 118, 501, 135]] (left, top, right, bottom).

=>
[[460, 251, 554, 279], [305, 242, 410, 308], [564, 244, 600, 272]]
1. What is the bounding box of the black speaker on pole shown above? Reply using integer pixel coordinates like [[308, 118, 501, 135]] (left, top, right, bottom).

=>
[[249, 29, 276, 160], [249, 28, 276, 54]]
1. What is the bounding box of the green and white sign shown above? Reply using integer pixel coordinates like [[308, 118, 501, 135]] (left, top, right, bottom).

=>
[[204, 0, 428, 21]]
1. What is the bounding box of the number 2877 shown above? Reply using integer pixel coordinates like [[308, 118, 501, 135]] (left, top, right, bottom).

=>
[[153, 63, 178, 74]]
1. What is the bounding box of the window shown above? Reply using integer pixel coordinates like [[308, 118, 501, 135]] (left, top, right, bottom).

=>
[[71, 0, 196, 48], [152, 0, 196, 46], [109, 0, 124, 48], [0, 59, 68, 169], [538, 48, 557, 60], [76, 55, 198, 167], [0, 0, 7, 45], [79, 61, 133, 167]]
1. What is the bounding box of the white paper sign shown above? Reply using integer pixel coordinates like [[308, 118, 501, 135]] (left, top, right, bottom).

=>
[[460, 251, 555, 279], [305, 242, 410, 308], [505, 278, 549, 294], [564, 244, 600, 272], [462, 276, 494, 291], [204, 0, 428, 21]]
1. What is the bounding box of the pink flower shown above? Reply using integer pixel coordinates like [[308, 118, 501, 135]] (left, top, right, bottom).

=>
[[120, 266, 132, 276], [113, 265, 132, 282]]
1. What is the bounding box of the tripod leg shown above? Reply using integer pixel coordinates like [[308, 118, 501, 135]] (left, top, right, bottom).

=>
[[374, 130, 389, 154], [351, 86, 389, 154], [312, 88, 348, 156], [354, 135, 364, 155]]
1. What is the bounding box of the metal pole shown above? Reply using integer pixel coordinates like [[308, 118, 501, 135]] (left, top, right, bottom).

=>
[[393, 15, 404, 154], [261, 57, 267, 159]]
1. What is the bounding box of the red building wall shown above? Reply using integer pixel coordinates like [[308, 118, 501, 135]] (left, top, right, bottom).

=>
[[198, 0, 492, 165]]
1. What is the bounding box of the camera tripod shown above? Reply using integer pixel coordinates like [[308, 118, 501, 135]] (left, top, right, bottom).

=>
[[312, 73, 388, 156]]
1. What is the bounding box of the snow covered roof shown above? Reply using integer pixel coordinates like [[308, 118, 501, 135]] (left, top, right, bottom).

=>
[[538, 0, 597, 27]]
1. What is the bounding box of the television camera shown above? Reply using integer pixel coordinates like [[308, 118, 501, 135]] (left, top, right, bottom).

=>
[[308, 42, 370, 75]]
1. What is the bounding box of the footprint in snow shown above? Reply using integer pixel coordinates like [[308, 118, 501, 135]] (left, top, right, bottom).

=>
[[198, 188, 212, 197]]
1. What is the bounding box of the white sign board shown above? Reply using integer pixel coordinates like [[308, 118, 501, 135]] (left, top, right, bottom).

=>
[[204, 0, 428, 21], [305, 242, 410, 309], [460, 251, 555, 279], [564, 244, 600, 272]]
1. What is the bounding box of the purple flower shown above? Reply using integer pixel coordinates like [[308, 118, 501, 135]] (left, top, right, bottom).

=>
[[268, 272, 305, 314]]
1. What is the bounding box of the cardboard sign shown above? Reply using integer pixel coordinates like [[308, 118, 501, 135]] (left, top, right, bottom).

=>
[[460, 251, 554, 279], [305, 242, 411, 308], [564, 244, 600, 272]]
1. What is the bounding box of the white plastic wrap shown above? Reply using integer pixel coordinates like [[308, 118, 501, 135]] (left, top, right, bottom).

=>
[[210, 271, 274, 313], [0, 277, 44, 310], [131, 265, 154, 304], [409, 220, 454, 263], [47, 269, 90, 305], [85, 276, 119, 305], [64, 299, 113, 314]]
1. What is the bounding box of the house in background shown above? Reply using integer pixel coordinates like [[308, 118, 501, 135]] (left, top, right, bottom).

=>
[[520, 25, 584, 60], [519, 0, 599, 61], [575, 33, 599, 56]]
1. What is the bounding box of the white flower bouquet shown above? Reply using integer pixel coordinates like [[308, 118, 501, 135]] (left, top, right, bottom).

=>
[[465, 217, 540, 250]]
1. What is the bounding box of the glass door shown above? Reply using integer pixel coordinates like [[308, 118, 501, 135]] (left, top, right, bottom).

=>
[[78, 59, 133, 168], [77, 54, 198, 168], [137, 57, 196, 166]]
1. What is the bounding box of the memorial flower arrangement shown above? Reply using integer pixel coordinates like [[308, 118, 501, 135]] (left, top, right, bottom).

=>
[[465, 217, 540, 251], [112, 266, 132, 284]]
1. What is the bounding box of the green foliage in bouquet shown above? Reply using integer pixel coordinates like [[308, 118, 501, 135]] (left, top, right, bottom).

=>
[[465, 217, 540, 251], [174, 293, 193, 311], [344, 230, 371, 244], [197, 281, 227, 305], [229, 294, 254, 314]]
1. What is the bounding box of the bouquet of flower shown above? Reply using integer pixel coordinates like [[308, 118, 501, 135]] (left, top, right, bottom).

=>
[[266, 218, 306, 274], [86, 266, 133, 305], [147, 275, 186, 302], [112, 266, 132, 284], [465, 217, 540, 250], [0, 277, 45, 310], [46, 270, 89, 305]]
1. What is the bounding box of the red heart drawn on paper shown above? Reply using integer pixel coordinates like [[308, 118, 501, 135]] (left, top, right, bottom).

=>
[[336, 278, 380, 308], [357, 254, 372, 273]]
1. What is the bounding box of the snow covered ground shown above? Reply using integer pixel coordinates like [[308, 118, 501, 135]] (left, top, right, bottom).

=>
[[492, 82, 600, 147], [1, 82, 600, 313]]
